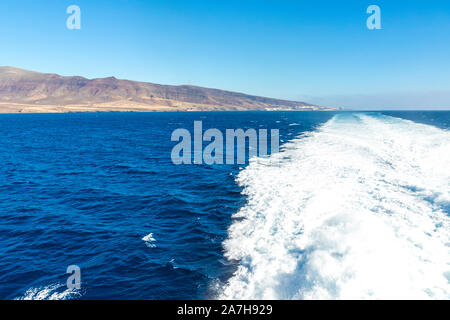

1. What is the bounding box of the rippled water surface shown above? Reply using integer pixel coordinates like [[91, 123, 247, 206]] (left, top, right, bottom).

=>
[[0, 111, 448, 299]]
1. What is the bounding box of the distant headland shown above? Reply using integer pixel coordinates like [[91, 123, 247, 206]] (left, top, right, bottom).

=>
[[0, 66, 337, 113]]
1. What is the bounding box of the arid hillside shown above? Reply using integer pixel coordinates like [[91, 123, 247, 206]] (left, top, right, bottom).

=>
[[0, 67, 334, 113]]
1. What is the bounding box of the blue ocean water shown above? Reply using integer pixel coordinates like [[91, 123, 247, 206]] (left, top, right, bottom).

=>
[[0, 111, 448, 300]]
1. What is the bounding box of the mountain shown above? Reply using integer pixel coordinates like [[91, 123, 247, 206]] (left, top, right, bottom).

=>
[[0, 67, 334, 113]]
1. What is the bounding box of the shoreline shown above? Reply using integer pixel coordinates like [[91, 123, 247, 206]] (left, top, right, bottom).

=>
[[0, 110, 339, 114], [0, 104, 337, 114]]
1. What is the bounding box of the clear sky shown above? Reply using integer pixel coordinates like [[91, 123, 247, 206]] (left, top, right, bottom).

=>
[[0, 0, 449, 109]]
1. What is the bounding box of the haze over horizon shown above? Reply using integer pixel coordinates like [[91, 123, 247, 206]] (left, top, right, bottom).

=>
[[1, 0, 450, 109]]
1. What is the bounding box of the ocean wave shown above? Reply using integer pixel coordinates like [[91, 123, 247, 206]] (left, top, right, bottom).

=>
[[219, 113, 450, 300], [15, 283, 81, 300], [142, 233, 157, 248]]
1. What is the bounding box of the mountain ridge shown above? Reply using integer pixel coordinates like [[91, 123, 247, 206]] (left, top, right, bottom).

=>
[[0, 67, 335, 113]]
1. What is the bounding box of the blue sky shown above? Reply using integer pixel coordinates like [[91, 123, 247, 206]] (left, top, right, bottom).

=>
[[0, 0, 449, 109]]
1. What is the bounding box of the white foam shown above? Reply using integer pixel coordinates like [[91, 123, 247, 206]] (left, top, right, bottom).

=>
[[142, 233, 157, 248], [16, 283, 81, 300], [219, 113, 450, 300]]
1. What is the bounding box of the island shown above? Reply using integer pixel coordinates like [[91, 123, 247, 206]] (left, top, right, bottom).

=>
[[0, 66, 337, 113]]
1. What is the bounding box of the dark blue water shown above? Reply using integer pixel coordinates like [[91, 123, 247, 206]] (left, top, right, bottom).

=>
[[0, 111, 337, 299], [1, 111, 448, 299], [382, 111, 450, 130]]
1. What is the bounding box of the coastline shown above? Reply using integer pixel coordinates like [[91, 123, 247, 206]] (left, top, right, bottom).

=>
[[0, 67, 336, 114], [0, 102, 337, 114]]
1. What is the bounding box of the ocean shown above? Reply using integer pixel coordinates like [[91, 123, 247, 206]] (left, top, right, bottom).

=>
[[0, 111, 448, 300]]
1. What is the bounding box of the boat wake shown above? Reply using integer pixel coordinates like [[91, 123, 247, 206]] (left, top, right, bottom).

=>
[[219, 113, 450, 299], [15, 283, 81, 300]]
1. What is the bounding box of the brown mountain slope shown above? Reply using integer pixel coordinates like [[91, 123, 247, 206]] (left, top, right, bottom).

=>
[[0, 67, 333, 113]]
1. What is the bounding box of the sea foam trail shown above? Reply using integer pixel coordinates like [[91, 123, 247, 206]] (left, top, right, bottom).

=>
[[220, 113, 450, 300], [15, 284, 81, 300]]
